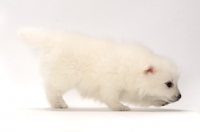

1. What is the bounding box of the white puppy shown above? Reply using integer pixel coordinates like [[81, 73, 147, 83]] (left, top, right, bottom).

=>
[[19, 28, 181, 111]]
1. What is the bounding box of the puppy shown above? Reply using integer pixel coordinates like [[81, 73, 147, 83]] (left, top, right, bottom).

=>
[[19, 28, 181, 111]]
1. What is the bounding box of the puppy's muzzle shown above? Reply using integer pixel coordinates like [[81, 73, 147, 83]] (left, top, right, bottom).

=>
[[163, 94, 182, 106], [171, 93, 182, 102], [177, 94, 181, 100]]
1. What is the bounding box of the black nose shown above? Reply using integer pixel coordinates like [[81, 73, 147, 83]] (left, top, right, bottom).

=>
[[178, 94, 182, 99]]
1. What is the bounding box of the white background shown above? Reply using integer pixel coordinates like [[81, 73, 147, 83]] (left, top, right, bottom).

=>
[[0, 0, 200, 132]]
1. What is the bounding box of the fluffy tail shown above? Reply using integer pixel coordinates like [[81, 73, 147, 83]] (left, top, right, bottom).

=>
[[18, 27, 59, 49]]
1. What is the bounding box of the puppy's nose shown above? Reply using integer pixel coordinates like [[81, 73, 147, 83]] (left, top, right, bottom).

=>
[[177, 94, 181, 100]]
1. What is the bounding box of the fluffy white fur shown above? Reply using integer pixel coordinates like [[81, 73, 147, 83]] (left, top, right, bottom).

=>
[[19, 28, 181, 111]]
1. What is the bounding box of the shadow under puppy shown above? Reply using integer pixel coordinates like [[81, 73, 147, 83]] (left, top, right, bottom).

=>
[[19, 28, 181, 111]]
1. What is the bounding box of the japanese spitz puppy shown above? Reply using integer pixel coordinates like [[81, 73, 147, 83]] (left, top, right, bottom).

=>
[[19, 28, 181, 111]]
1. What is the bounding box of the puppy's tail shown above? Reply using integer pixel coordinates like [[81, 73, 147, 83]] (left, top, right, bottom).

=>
[[18, 27, 60, 49]]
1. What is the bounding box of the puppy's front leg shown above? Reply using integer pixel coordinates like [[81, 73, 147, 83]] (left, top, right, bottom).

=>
[[45, 87, 68, 109], [100, 89, 130, 111], [107, 102, 131, 111]]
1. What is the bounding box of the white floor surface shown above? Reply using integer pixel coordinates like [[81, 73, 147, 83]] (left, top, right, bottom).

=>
[[0, 88, 200, 132], [1, 106, 200, 132]]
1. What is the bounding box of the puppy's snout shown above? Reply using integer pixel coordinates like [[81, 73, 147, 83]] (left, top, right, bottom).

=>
[[172, 94, 182, 102], [177, 94, 181, 100]]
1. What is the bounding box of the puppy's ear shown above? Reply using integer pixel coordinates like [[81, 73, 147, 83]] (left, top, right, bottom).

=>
[[144, 65, 155, 74]]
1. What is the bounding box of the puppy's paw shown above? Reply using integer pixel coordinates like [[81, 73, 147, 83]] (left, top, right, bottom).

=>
[[54, 101, 68, 109], [111, 104, 131, 111], [119, 105, 131, 111], [47, 96, 68, 109]]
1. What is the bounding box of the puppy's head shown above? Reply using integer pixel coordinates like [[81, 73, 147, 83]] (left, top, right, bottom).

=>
[[137, 57, 181, 107]]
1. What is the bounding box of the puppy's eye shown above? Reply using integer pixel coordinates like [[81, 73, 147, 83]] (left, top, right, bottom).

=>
[[165, 81, 173, 88]]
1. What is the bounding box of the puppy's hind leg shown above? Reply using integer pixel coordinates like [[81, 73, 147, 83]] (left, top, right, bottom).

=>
[[45, 86, 68, 109]]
